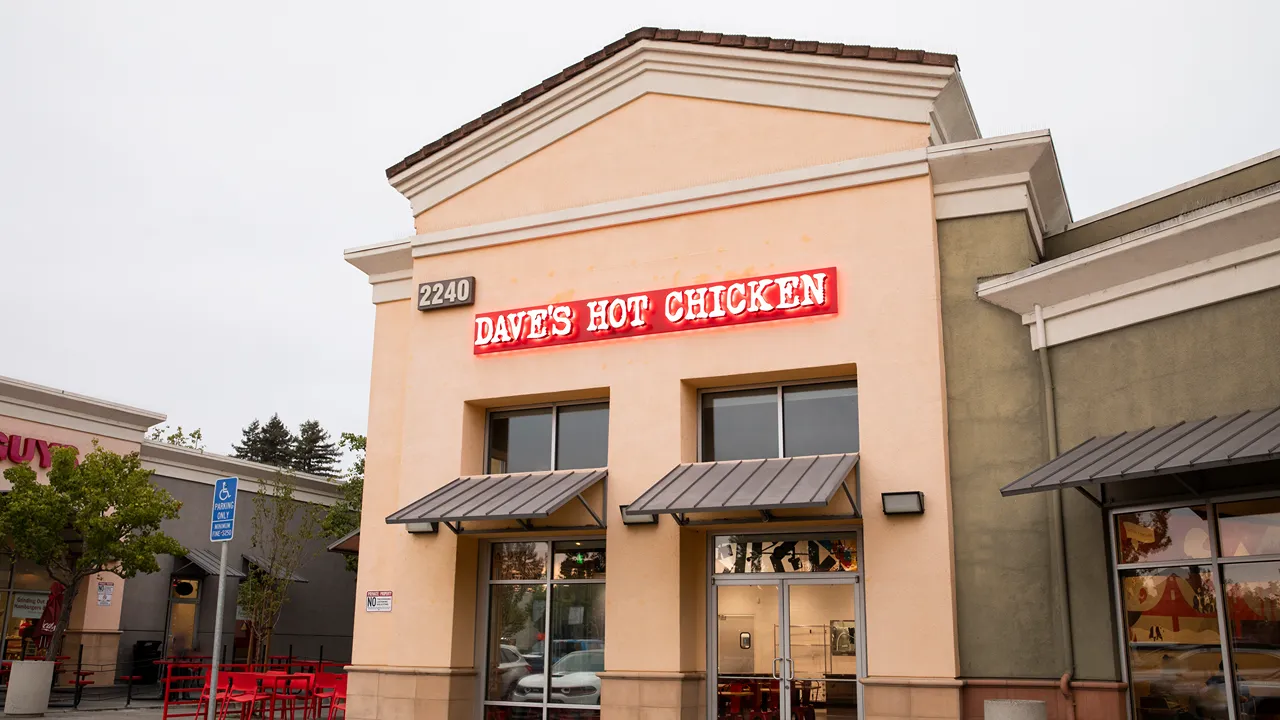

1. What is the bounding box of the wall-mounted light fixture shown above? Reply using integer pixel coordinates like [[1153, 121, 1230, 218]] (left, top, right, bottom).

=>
[[406, 522, 438, 534], [620, 504, 659, 526], [881, 491, 925, 515]]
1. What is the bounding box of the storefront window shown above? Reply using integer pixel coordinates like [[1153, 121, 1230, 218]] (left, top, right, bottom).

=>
[[484, 540, 605, 720], [487, 403, 609, 475], [1121, 566, 1225, 719], [5, 592, 51, 660], [714, 537, 857, 574], [12, 558, 54, 591], [1217, 499, 1280, 557], [1223, 561, 1280, 718], [701, 381, 857, 462], [1116, 506, 1212, 565]]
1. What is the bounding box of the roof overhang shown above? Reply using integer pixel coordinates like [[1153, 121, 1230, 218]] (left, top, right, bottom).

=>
[[141, 441, 341, 506], [0, 375, 166, 443], [326, 528, 360, 556], [174, 549, 247, 579], [627, 453, 859, 527], [927, 130, 1072, 258], [386, 37, 975, 219], [978, 181, 1280, 350]]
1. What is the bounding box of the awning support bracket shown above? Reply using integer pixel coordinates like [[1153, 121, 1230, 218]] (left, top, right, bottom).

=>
[[1074, 485, 1103, 508], [444, 521, 464, 534], [575, 493, 606, 530], [1171, 473, 1203, 497]]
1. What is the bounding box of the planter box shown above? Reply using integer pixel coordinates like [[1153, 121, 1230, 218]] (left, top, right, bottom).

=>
[[4, 660, 56, 716]]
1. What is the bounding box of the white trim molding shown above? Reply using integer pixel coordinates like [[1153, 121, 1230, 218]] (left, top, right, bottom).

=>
[[388, 40, 977, 216], [928, 130, 1072, 257], [0, 375, 165, 443], [141, 441, 342, 506], [343, 148, 930, 287], [978, 181, 1280, 349]]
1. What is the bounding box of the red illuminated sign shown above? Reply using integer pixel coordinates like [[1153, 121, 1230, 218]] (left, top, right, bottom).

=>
[[0, 431, 78, 468], [473, 268, 837, 355]]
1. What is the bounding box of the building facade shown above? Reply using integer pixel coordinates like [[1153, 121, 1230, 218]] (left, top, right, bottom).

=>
[[343, 27, 1280, 720], [0, 375, 357, 684]]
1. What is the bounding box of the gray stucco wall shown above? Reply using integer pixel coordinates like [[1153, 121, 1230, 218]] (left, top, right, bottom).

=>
[[116, 472, 356, 674], [938, 212, 1065, 679]]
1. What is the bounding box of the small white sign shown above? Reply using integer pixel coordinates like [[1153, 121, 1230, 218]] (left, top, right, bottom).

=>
[[96, 580, 115, 606], [12, 593, 48, 619], [567, 606, 584, 625], [365, 590, 393, 612]]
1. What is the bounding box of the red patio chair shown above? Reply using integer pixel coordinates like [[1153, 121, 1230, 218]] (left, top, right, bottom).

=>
[[262, 673, 314, 720], [220, 673, 268, 720], [327, 681, 346, 720], [312, 673, 346, 718]]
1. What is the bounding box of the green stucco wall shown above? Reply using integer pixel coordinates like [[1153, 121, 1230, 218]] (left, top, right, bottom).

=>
[[938, 212, 1063, 678]]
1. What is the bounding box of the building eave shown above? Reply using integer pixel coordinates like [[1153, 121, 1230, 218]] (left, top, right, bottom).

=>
[[141, 440, 342, 505]]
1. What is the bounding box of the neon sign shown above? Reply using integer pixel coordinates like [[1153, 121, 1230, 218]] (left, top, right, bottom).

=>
[[473, 268, 837, 354]]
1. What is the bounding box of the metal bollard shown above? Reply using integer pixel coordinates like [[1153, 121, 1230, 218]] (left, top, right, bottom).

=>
[[984, 699, 1047, 720]]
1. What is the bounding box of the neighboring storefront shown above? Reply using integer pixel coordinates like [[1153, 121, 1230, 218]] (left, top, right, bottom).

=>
[[344, 26, 1280, 720], [0, 375, 357, 685]]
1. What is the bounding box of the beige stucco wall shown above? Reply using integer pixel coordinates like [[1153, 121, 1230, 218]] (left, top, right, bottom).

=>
[[414, 93, 932, 234], [359, 170, 959, 685]]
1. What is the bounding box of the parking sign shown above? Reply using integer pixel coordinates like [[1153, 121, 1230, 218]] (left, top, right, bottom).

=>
[[210, 477, 238, 542]]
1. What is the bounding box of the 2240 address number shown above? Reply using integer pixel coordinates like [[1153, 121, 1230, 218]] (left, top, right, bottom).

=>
[[417, 276, 475, 311]]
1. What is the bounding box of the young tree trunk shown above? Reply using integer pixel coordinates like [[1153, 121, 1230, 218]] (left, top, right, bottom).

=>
[[45, 579, 80, 662]]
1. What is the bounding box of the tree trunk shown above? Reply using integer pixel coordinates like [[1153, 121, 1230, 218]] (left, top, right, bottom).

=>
[[45, 579, 80, 662]]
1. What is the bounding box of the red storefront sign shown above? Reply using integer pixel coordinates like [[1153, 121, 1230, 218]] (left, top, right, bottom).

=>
[[473, 268, 837, 355], [0, 431, 77, 468]]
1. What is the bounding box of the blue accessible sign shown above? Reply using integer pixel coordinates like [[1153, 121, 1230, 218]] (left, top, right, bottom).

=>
[[210, 477, 238, 542]]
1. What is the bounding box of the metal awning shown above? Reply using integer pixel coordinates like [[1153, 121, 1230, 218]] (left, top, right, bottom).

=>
[[1001, 408, 1280, 501], [242, 554, 310, 583], [385, 468, 608, 535], [175, 548, 246, 579], [326, 528, 360, 556], [627, 453, 859, 526]]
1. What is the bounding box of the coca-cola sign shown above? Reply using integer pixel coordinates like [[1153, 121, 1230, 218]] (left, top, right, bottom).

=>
[[0, 431, 78, 469]]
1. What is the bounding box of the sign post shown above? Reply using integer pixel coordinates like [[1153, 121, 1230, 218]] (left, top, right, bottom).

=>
[[207, 477, 238, 720]]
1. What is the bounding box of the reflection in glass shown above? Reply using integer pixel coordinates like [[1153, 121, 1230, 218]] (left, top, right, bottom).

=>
[[492, 543, 549, 581], [488, 408, 553, 474], [12, 558, 53, 591], [717, 584, 781, 720], [702, 388, 779, 461], [783, 382, 859, 457], [1117, 507, 1212, 565], [485, 584, 546, 703], [714, 537, 857, 574], [512, 584, 605, 707], [1218, 499, 1280, 557], [555, 403, 609, 470], [1121, 567, 1225, 719], [554, 541, 606, 580], [1223, 561, 1280, 718]]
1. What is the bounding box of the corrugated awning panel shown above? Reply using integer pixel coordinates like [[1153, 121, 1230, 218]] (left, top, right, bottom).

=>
[[179, 548, 246, 579], [628, 453, 858, 515], [1001, 407, 1280, 497], [386, 468, 607, 524], [243, 554, 309, 583]]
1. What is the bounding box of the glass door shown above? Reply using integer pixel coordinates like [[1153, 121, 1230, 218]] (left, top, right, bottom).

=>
[[786, 581, 860, 720], [714, 579, 861, 720]]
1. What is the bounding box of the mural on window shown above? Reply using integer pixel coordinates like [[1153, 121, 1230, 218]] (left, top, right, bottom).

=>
[[714, 537, 856, 574]]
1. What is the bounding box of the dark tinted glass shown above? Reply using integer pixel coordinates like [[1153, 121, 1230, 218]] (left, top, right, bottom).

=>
[[488, 408, 552, 474], [491, 542, 548, 581], [702, 388, 778, 461], [1224, 561, 1280, 717], [485, 583, 546, 703], [547, 583, 605, 706], [783, 382, 858, 456], [555, 403, 609, 470], [554, 540, 606, 579]]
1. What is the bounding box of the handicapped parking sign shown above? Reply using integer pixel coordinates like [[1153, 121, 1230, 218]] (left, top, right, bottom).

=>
[[210, 477, 238, 542]]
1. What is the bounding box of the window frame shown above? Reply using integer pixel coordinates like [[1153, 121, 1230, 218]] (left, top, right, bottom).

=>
[[477, 537, 608, 719], [483, 399, 610, 474], [697, 377, 858, 462]]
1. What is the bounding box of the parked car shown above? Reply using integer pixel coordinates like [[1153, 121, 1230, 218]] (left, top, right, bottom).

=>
[[522, 638, 604, 674], [492, 644, 533, 700], [513, 649, 605, 705]]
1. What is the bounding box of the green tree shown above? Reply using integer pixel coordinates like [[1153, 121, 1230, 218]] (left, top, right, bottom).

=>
[[233, 415, 295, 467], [238, 470, 323, 665], [0, 444, 184, 660], [322, 433, 364, 572], [292, 420, 341, 477], [147, 425, 205, 451]]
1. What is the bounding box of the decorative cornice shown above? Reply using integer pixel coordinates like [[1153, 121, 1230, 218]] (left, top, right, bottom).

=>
[[389, 40, 975, 216], [927, 130, 1072, 257], [978, 182, 1280, 349], [140, 440, 342, 506], [0, 375, 165, 443]]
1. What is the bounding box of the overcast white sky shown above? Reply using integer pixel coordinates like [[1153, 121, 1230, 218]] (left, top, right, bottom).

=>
[[2, 1, 1277, 458]]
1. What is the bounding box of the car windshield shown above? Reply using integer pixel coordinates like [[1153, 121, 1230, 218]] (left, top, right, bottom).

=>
[[552, 651, 603, 674]]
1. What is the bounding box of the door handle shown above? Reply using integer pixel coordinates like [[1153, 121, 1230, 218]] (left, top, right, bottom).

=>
[[772, 657, 781, 680], [783, 658, 795, 681]]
